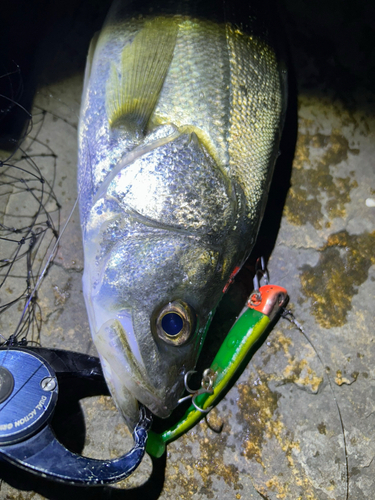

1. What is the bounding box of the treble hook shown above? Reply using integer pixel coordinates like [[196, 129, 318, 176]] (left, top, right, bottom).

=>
[[250, 257, 270, 305], [178, 369, 215, 413]]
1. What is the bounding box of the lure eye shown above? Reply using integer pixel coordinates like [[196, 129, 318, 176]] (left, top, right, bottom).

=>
[[155, 301, 196, 345]]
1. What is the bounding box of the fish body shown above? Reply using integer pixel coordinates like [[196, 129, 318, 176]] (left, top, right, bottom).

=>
[[78, 0, 286, 428]]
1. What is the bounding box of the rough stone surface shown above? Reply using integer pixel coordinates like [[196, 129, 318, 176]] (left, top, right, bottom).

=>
[[0, 0, 374, 499]]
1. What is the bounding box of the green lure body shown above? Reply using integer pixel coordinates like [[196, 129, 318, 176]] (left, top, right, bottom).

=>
[[147, 284, 287, 458]]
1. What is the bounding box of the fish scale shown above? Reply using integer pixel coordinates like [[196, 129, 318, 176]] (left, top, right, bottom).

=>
[[227, 24, 284, 215], [152, 18, 231, 169]]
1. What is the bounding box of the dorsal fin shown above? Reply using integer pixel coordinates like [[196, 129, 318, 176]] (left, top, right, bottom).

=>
[[106, 17, 178, 134], [82, 31, 100, 105]]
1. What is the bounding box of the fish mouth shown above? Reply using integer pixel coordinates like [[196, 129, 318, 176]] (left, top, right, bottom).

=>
[[94, 314, 186, 424]]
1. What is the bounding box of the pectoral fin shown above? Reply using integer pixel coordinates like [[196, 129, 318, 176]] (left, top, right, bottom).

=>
[[106, 17, 178, 133]]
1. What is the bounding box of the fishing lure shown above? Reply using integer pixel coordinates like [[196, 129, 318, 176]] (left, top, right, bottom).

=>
[[147, 264, 288, 458]]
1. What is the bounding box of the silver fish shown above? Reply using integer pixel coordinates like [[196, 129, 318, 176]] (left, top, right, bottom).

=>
[[78, 0, 287, 429]]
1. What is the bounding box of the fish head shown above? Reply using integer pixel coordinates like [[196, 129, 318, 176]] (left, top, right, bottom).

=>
[[82, 126, 250, 428]]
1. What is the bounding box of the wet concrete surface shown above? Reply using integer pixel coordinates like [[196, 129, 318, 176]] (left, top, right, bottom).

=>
[[0, 0, 374, 498]]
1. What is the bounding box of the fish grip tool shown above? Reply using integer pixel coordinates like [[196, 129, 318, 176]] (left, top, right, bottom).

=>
[[0, 347, 152, 484]]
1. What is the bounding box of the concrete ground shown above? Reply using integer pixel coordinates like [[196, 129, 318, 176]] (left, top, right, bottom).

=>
[[0, 0, 374, 499]]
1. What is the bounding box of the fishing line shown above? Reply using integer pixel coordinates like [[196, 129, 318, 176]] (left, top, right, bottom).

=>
[[13, 196, 77, 341], [0, 66, 61, 349], [282, 308, 349, 500]]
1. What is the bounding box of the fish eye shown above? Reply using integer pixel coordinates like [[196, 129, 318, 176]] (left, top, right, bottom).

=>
[[161, 313, 183, 336], [155, 301, 196, 345]]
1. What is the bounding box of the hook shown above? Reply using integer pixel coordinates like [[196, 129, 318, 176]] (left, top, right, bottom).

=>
[[251, 257, 270, 304], [178, 369, 215, 413]]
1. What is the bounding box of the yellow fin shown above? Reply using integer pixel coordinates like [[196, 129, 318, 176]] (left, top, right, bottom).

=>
[[106, 17, 178, 132]]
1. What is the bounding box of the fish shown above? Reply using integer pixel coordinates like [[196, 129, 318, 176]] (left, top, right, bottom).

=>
[[78, 0, 287, 430]]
